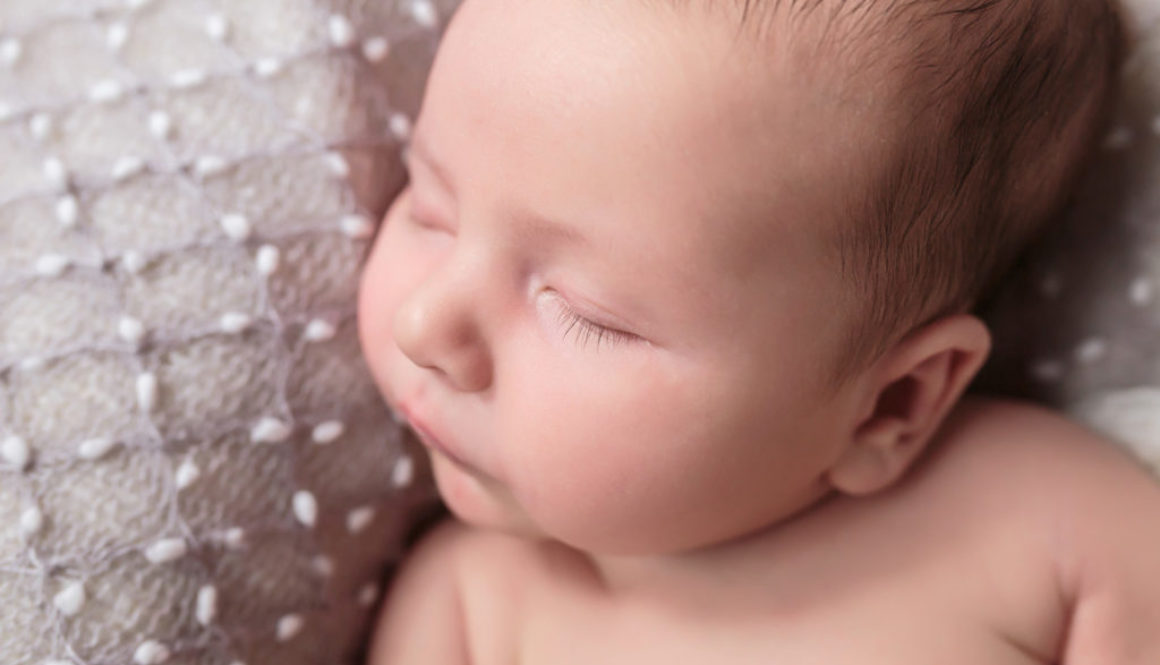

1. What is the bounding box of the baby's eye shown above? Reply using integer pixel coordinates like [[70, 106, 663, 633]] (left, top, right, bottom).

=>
[[543, 289, 638, 351]]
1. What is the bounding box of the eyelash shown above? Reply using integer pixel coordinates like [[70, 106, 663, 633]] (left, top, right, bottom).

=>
[[550, 296, 638, 351], [405, 194, 638, 352]]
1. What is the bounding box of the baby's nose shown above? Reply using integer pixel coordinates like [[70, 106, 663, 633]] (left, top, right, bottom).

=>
[[392, 270, 493, 394]]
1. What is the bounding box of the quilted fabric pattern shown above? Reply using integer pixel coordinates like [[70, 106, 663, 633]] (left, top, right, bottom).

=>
[[0, 1, 448, 663]]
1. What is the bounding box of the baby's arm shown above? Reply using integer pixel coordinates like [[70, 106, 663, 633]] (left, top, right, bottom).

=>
[[365, 519, 473, 665], [1054, 431, 1160, 664]]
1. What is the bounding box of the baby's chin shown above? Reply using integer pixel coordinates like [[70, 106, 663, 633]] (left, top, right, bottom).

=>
[[429, 450, 545, 539]]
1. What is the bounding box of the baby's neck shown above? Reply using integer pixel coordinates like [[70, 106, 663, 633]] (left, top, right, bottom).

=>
[[580, 490, 843, 610]]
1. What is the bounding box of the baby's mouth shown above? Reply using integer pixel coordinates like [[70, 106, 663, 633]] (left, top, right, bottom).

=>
[[407, 415, 476, 473]]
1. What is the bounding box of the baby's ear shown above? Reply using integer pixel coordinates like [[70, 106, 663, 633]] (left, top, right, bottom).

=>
[[827, 314, 992, 496]]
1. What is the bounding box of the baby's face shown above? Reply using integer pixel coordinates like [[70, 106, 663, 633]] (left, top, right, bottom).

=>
[[359, 0, 876, 555]]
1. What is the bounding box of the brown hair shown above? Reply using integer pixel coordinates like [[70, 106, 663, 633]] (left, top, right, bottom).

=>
[[821, 0, 1125, 392], [668, 0, 1124, 392]]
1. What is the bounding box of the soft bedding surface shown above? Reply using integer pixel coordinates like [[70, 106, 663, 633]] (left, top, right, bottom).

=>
[[0, 1, 452, 663]]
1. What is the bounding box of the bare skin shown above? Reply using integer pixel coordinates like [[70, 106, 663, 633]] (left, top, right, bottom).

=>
[[357, 1, 1160, 662], [370, 396, 1160, 664]]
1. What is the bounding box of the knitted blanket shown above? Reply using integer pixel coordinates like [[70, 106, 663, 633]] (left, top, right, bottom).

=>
[[0, 1, 450, 663]]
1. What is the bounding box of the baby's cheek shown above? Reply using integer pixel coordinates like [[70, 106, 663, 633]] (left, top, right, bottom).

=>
[[357, 246, 391, 350], [499, 377, 683, 551]]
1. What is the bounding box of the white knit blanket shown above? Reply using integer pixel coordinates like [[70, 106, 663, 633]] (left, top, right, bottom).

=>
[[0, 1, 447, 663]]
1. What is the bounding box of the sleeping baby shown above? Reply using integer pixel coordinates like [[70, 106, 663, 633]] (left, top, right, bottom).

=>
[[357, 0, 1160, 662]]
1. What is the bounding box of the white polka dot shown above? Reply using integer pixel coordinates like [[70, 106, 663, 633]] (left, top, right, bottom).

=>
[[328, 15, 355, 48], [254, 57, 283, 78], [125, 0, 154, 10], [144, 538, 187, 564], [324, 151, 350, 178], [28, 113, 52, 141], [55, 196, 79, 227], [346, 506, 375, 533], [53, 581, 86, 616], [77, 437, 118, 461], [292, 490, 318, 527], [1031, 359, 1065, 383], [341, 214, 375, 239], [222, 527, 245, 549], [43, 158, 67, 189], [118, 317, 145, 345], [410, 0, 438, 28], [89, 79, 126, 104], [111, 155, 146, 182], [312, 554, 334, 577], [256, 245, 280, 276], [0, 429, 30, 475], [311, 420, 345, 444], [361, 36, 390, 62], [391, 456, 414, 488], [193, 155, 227, 178], [137, 373, 158, 412], [107, 22, 130, 51], [19, 506, 42, 537], [148, 111, 172, 139], [276, 613, 305, 641], [1039, 272, 1063, 299], [357, 583, 379, 608], [175, 459, 200, 490], [44, 660, 74, 665], [133, 640, 170, 665], [220, 213, 251, 240], [220, 312, 252, 334], [170, 68, 207, 89], [195, 585, 217, 625], [122, 251, 147, 274], [1102, 126, 1133, 150], [35, 254, 70, 277], [18, 357, 44, 371], [1130, 277, 1153, 306], [205, 14, 229, 41], [251, 417, 291, 443], [0, 38, 22, 67], [389, 113, 412, 141], [303, 319, 336, 342], [1075, 337, 1108, 364]]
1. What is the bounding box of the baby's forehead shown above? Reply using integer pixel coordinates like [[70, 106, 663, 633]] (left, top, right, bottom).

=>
[[429, 0, 884, 262]]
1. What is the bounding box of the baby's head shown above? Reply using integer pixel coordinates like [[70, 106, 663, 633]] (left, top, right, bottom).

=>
[[358, 0, 1122, 555]]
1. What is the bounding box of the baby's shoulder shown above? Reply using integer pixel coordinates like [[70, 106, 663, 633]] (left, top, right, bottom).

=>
[[935, 395, 1160, 662], [924, 394, 1157, 501], [916, 394, 1160, 584]]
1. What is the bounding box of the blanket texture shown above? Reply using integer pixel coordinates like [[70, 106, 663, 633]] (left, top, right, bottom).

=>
[[0, 1, 449, 663]]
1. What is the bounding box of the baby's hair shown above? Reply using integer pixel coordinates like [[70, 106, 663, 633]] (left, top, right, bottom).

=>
[[827, 0, 1124, 393], [662, 0, 1125, 392]]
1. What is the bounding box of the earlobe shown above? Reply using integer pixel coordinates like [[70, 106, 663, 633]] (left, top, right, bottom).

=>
[[827, 314, 992, 497]]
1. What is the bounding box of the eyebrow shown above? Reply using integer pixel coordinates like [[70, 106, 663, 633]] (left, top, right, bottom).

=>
[[407, 132, 591, 249]]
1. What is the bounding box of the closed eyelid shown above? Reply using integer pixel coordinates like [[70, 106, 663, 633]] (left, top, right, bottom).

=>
[[542, 289, 638, 351]]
